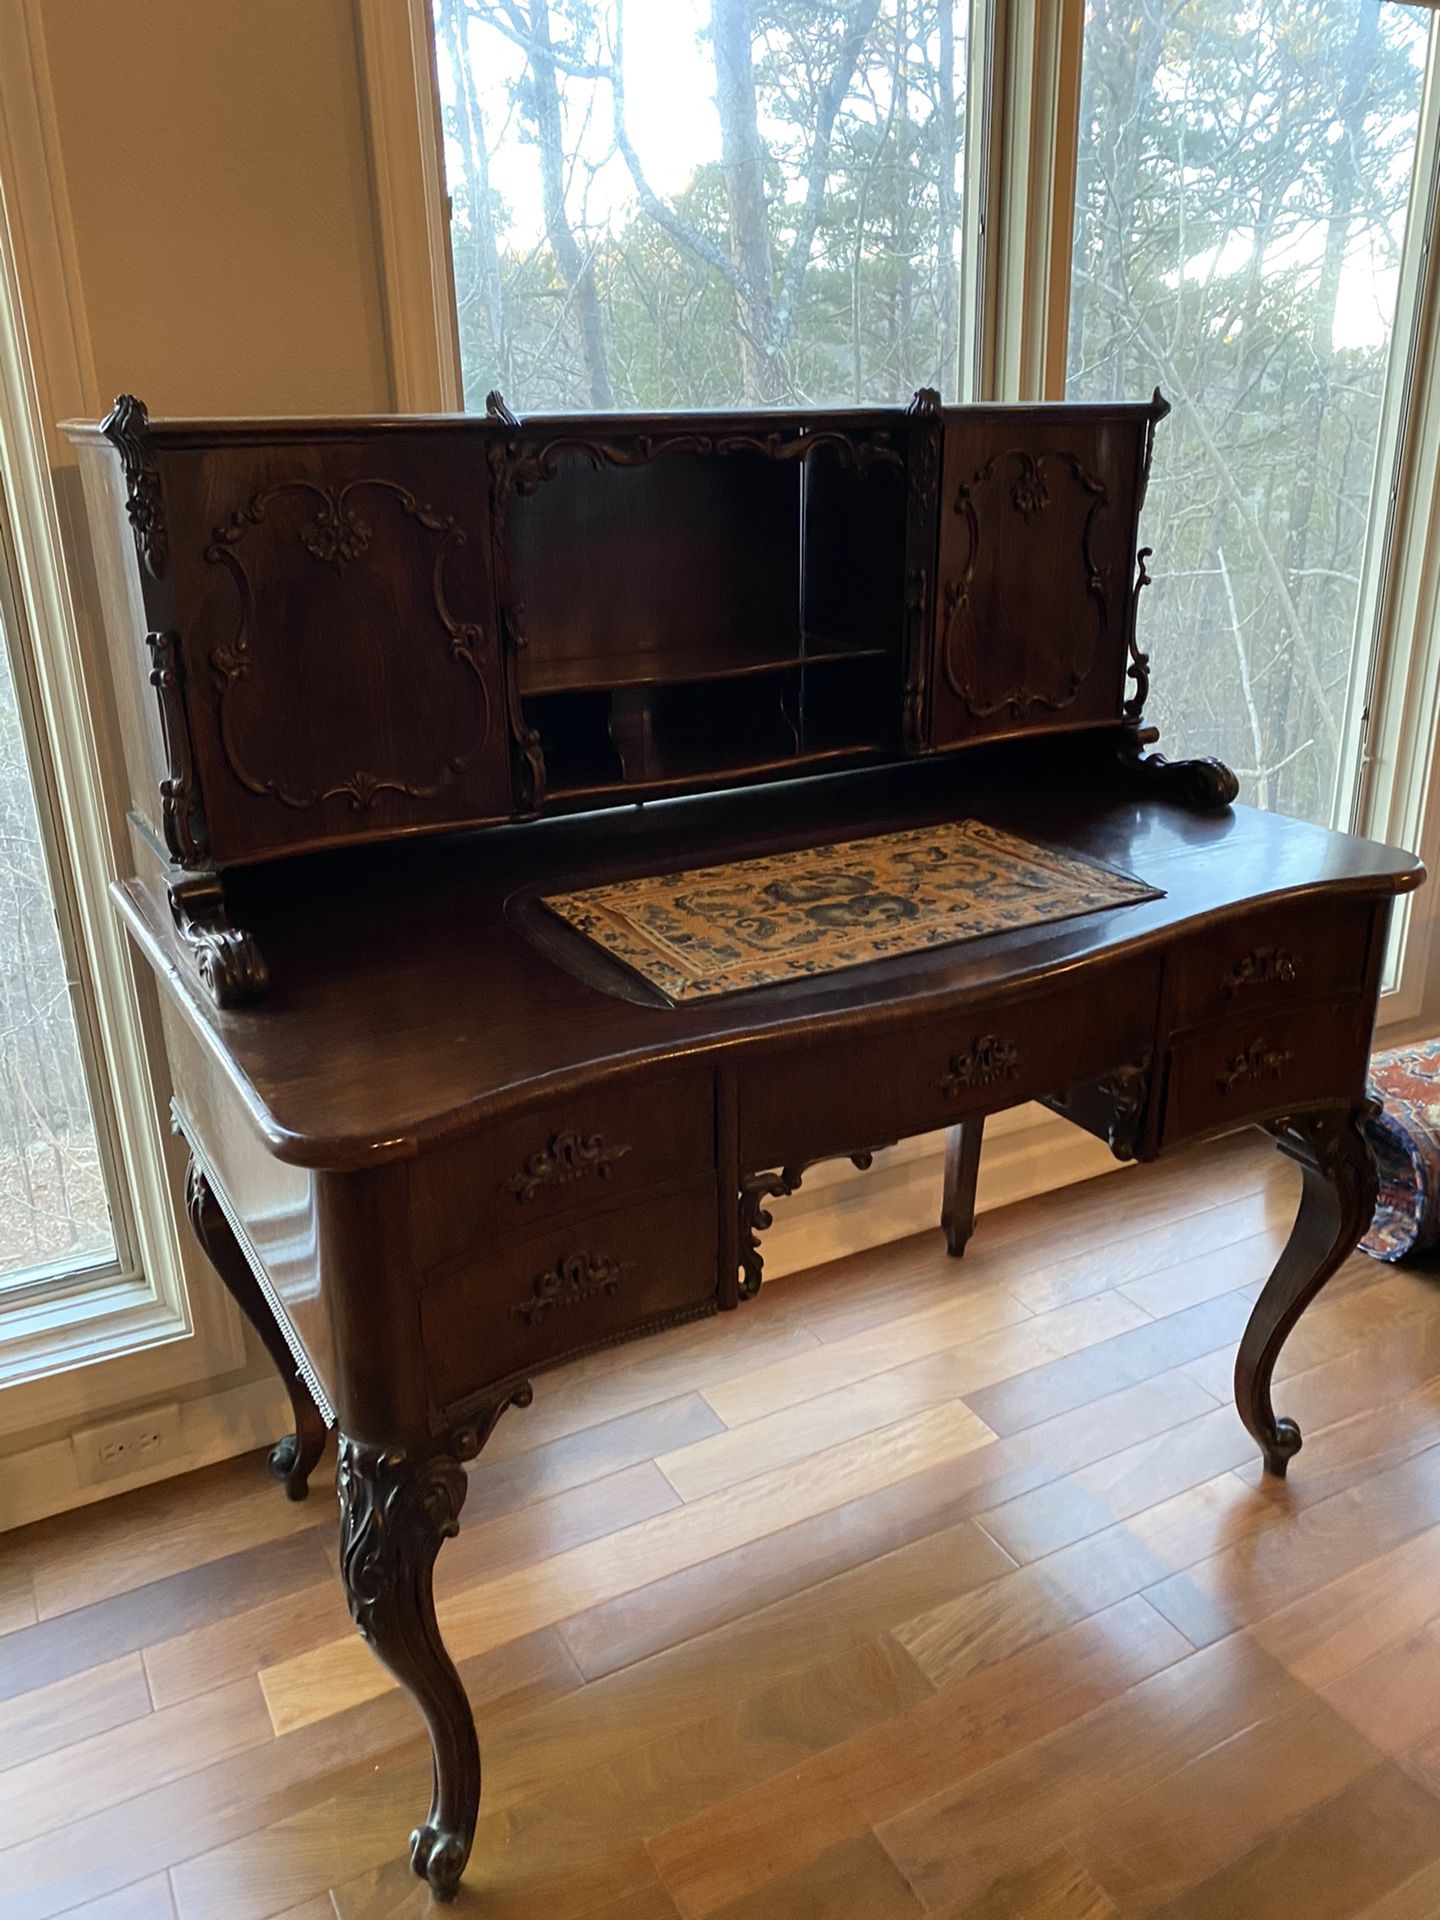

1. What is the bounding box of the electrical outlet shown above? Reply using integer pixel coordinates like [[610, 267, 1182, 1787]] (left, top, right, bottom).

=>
[[71, 1402, 182, 1487]]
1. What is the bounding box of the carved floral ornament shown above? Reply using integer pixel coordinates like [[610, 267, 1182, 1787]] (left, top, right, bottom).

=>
[[490, 422, 906, 505], [203, 477, 491, 813]]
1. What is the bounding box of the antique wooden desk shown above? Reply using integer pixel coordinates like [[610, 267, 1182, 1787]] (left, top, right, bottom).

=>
[[67, 390, 1422, 1898]]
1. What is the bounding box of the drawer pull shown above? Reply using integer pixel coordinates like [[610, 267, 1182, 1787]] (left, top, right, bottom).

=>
[[1223, 947, 1299, 996], [506, 1129, 633, 1203], [939, 1035, 1022, 1097], [510, 1250, 634, 1324], [1216, 1039, 1295, 1096]]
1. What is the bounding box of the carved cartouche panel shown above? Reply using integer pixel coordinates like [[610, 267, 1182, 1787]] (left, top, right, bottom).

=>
[[931, 415, 1150, 749], [942, 449, 1106, 719], [204, 479, 490, 813], [156, 435, 512, 866]]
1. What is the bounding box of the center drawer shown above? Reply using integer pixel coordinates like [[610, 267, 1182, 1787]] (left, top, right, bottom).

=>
[[738, 954, 1161, 1167]]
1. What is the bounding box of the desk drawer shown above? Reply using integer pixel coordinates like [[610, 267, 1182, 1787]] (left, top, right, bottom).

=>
[[739, 956, 1160, 1168], [1159, 999, 1372, 1147], [411, 1068, 713, 1273], [421, 1180, 719, 1409], [1168, 902, 1372, 1032]]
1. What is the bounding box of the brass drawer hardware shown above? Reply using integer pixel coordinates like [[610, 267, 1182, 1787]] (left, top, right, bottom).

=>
[[1223, 947, 1298, 996], [939, 1035, 1021, 1097], [510, 1250, 634, 1323], [506, 1129, 633, 1203], [1216, 1039, 1295, 1095]]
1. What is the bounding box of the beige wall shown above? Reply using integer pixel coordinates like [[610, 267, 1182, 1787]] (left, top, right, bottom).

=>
[[31, 0, 394, 421], [0, 0, 404, 1523]]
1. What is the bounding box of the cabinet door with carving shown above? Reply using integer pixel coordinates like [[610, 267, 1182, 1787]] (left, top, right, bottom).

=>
[[928, 407, 1151, 750], [156, 428, 511, 866]]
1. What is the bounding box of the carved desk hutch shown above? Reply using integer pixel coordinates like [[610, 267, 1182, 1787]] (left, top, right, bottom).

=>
[[65, 387, 1422, 1898]]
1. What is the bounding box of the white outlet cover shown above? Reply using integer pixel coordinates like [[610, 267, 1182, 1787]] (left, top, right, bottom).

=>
[[71, 1402, 182, 1488]]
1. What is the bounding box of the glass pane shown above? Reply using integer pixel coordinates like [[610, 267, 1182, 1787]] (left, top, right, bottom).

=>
[[1068, 0, 1431, 825], [0, 616, 114, 1286], [435, 0, 969, 411]]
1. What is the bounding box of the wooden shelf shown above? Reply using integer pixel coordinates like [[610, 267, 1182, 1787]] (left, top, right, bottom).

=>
[[517, 633, 891, 697], [543, 739, 890, 807]]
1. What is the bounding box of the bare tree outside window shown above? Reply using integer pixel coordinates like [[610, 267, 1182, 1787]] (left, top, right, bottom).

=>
[[433, 0, 970, 412], [1069, 0, 1431, 826], [0, 617, 113, 1286]]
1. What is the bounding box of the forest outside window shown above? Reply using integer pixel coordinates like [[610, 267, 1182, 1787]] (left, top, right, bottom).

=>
[[432, 0, 972, 411], [1067, 0, 1433, 833], [0, 550, 119, 1304]]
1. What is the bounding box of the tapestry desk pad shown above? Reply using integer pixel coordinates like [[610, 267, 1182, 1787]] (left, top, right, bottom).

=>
[[541, 819, 1163, 1003]]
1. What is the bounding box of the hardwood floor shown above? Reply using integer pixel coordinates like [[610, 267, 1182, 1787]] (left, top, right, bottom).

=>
[[5, 1131, 1440, 1918]]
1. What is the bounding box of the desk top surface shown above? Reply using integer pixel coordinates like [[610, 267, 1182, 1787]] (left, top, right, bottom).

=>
[[118, 744, 1423, 1169]]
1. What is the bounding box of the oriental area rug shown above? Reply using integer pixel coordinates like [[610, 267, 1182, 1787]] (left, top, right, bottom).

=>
[[542, 819, 1162, 1003]]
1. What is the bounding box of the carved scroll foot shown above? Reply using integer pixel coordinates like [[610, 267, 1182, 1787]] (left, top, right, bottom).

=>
[[1235, 1105, 1378, 1477], [169, 872, 268, 1009], [267, 1426, 326, 1502], [1115, 729, 1238, 812], [941, 1120, 984, 1257], [338, 1387, 531, 1900], [184, 1157, 328, 1499]]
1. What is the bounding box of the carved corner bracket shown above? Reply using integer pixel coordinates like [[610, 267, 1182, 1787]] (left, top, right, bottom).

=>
[[1099, 1060, 1151, 1161], [168, 871, 269, 1008], [1043, 1056, 1152, 1164], [1115, 728, 1239, 813], [738, 1165, 806, 1300], [102, 393, 168, 579], [738, 1148, 885, 1298]]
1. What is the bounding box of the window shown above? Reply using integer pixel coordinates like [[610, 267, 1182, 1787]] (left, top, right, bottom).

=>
[[433, 0, 972, 411], [1067, 0, 1433, 830], [0, 580, 116, 1294]]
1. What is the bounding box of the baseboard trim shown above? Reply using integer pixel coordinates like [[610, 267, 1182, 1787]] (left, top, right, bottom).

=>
[[0, 1371, 290, 1532], [761, 1102, 1121, 1278]]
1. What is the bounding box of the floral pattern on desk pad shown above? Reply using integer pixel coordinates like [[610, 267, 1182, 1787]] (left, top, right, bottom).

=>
[[541, 819, 1163, 1003]]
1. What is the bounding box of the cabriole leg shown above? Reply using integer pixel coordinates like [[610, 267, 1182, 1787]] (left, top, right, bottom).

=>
[[184, 1156, 326, 1498], [1235, 1105, 1378, 1477], [338, 1441, 478, 1900], [941, 1119, 984, 1257], [337, 1386, 530, 1901]]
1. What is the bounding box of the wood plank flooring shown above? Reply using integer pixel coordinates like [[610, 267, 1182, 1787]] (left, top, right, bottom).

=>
[[5, 1133, 1440, 1917]]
